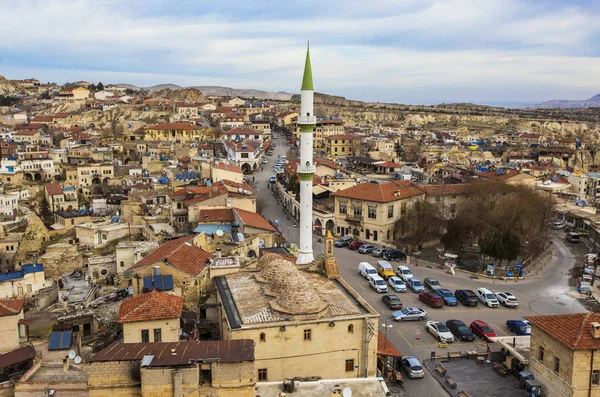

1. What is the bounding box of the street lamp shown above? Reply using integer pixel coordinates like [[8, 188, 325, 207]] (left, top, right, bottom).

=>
[[381, 323, 393, 349]]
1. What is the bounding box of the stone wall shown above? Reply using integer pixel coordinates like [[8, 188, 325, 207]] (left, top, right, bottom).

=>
[[140, 366, 199, 397], [529, 325, 575, 397], [86, 361, 141, 397], [39, 244, 82, 278], [122, 318, 180, 344], [211, 361, 254, 393]]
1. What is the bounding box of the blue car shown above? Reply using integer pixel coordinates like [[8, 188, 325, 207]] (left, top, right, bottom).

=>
[[506, 320, 531, 335], [406, 278, 425, 293], [434, 289, 458, 306]]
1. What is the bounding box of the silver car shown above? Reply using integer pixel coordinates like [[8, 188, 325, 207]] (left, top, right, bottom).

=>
[[400, 356, 425, 379], [392, 307, 427, 322], [371, 247, 384, 257]]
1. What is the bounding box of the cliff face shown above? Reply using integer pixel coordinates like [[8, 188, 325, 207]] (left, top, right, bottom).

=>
[[154, 87, 207, 103], [0, 75, 24, 96]]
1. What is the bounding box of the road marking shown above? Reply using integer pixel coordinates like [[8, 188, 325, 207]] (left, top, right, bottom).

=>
[[494, 324, 509, 336], [359, 285, 366, 290]]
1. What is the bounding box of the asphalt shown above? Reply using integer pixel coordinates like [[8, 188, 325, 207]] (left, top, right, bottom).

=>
[[254, 135, 588, 397]]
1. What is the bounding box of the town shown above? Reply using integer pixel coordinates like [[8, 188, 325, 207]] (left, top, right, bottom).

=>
[[0, 47, 600, 397]]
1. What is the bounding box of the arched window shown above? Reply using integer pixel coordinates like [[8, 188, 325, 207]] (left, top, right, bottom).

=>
[[348, 324, 354, 333], [177, 202, 182, 209], [259, 332, 266, 342]]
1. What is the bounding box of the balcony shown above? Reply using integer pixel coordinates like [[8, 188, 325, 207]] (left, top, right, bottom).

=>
[[298, 116, 317, 125], [297, 164, 316, 174], [346, 214, 363, 222]]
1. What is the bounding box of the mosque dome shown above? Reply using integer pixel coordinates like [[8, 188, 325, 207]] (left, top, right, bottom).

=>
[[273, 271, 328, 315], [255, 255, 295, 285]]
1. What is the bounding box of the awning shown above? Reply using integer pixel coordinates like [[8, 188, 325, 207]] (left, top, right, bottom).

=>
[[312, 185, 333, 195], [377, 332, 402, 357]]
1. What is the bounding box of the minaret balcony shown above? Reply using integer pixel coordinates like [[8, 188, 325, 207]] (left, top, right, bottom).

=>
[[297, 164, 316, 174], [298, 116, 317, 125]]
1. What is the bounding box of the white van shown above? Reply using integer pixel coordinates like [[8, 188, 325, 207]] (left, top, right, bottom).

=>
[[476, 287, 499, 308], [369, 275, 389, 293], [359, 262, 378, 279], [566, 232, 580, 243]]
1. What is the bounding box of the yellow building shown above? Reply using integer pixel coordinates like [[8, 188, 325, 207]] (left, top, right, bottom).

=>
[[144, 123, 212, 142], [214, 254, 379, 382], [527, 313, 600, 397], [0, 298, 26, 352], [326, 134, 361, 157], [294, 119, 345, 148], [63, 163, 114, 187], [71, 86, 90, 100], [478, 168, 537, 186], [118, 291, 183, 343], [332, 180, 425, 242]]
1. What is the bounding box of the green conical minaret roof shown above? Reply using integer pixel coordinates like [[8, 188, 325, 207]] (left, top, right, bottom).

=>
[[301, 43, 314, 91]]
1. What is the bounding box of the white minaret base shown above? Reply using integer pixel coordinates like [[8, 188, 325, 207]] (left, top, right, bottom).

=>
[[296, 177, 314, 264]]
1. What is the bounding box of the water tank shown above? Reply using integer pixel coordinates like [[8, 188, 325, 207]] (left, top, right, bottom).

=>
[[153, 266, 161, 277]]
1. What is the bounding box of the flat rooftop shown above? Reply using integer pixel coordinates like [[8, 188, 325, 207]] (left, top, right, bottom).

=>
[[26, 364, 88, 384], [255, 378, 387, 397]]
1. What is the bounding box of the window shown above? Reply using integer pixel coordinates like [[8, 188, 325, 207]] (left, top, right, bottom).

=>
[[373, 230, 378, 241], [348, 324, 354, 333], [258, 368, 268, 381], [141, 329, 149, 343], [450, 204, 456, 214], [401, 202, 407, 215], [554, 357, 560, 374], [592, 370, 600, 385], [27, 284, 32, 293], [345, 359, 355, 372], [353, 206, 362, 216], [538, 346, 544, 361], [387, 230, 391, 240], [153, 328, 162, 342], [368, 205, 377, 219], [303, 329, 312, 341], [388, 205, 394, 218], [120, 261, 125, 267], [339, 201, 347, 214], [260, 332, 266, 342]]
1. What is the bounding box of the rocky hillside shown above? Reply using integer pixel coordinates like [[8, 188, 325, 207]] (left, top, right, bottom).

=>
[[0, 75, 24, 96], [191, 86, 293, 101], [522, 93, 600, 109], [154, 88, 207, 103]]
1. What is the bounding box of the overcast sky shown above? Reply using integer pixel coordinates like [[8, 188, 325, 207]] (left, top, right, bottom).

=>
[[1, 0, 599, 104]]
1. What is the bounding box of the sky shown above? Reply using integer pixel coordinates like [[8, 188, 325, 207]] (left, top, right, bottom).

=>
[[1, 0, 599, 105]]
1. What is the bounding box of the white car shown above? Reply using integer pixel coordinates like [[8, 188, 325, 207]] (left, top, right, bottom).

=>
[[388, 276, 407, 292], [496, 292, 519, 308], [395, 265, 413, 282], [369, 275, 388, 293], [476, 287, 499, 308], [426, 321, 455, 343]]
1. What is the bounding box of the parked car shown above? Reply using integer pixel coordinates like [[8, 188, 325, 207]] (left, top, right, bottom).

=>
[[382, 294, 403, 309], [476, 288, 500, 308], [552, 220, 565, 229], [376, 260, 395, 279], [382, 249, 407, 261], [470, 320, 497, 341], [433, 289, 457, 306], [566, 232, 580, 243], [358, 244, 376, 254], [455, 289, 479, 306], [419, 291, 444, 308], [388, 276, 407, 293], [334, 236, 352, 247], [406, 278, 425, 293], [424, 278, 442, 291], [506, 320, 531, 335], [399, 356, 425, 379], [348, 240, 365, 250], [358, 262, 378, 279], [426, 321, 455, 343], [369, 275, 388, 293], [371, 247, 385, 257], [496, 292, 519, 308], [262, 158, 268, 164], [392, 307, 427, 322], [269, 175, 277, 183], [395, 265, 413, 282], [446, 319, 475, 341]]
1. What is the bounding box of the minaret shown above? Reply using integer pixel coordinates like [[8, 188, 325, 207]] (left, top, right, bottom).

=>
[[296, 43, 316, 265]]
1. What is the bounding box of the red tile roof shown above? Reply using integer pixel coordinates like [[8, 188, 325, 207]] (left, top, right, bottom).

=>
[[420, 184, 469, 196], [378, 331, 402, 357], [169, 185, 226, 200], [146, 123, 202, 131], [377, 161, 402, 168], [233, 208, 276, 232], [223, 127, 261, 135], [326, 134, 361, 140], [0, 298, 24, 317], [45, 183, 63, 196], [332, 180, 425, 203], [14, 130, 37, 136], [198, 209, 234, 222], [30, 116, 53, 122], [214, 179, 253, 192], [212, 162, 243, 174], [478, 169, 532, 181], [527, 313, 600, 350], [118, 291, 183, 323], [128, 236, 212, 276]]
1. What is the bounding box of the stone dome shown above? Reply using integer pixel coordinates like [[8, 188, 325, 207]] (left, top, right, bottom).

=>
[[272, 271, 328, 315], [255, 256, 296, 285], [257, 253, 282, 272]]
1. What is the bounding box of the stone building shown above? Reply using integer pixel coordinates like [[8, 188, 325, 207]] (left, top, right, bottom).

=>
[[0, 298, 26, 352]]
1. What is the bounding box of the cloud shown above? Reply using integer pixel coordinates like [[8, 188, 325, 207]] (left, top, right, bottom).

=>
[[0, 0, 598, 103]]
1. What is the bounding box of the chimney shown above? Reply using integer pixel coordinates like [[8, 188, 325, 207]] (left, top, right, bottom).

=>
[[63, 357, 69, 372], [591, 322, 600, 339], [215, 248, 222, 258]]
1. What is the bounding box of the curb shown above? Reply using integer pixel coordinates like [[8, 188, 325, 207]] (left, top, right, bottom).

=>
[[412, 259, 526, 281]]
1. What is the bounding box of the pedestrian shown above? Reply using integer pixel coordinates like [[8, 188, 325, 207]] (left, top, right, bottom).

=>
[[253, 176, 255, 182]]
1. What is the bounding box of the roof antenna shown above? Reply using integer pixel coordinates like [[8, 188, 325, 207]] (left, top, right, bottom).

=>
[[307, 40, 310, 50]]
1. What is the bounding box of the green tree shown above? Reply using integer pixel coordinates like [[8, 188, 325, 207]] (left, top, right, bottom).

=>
[[40, 195, 52, 224], [396, 200, 445, 246], [287, 172, 300, 197], [481, 230, 521, 267], [87, 83, 97, 91], [97, 82, 104, 91]]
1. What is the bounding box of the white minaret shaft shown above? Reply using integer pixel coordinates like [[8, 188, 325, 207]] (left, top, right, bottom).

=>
[[296, 44, 316, 265]]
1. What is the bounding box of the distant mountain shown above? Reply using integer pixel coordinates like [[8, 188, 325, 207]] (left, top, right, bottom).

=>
[[114, 83, 293, 101], [522, 93, 600, 109]]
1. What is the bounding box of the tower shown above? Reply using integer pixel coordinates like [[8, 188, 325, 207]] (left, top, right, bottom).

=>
[[296, 43, 316, 265]]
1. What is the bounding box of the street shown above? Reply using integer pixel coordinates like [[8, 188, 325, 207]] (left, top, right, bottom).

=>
[[253, 134, 588, 396]]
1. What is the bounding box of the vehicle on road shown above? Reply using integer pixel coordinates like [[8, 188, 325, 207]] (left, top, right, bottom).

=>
[[392, 307, 427, 322], [358, 244, 376, 254], [269, 175, 277, 183], [470, 320, 497, 341], [267, 151, 273, 156], [395, 265, 413, 282], [566, 232, 580, 243], [446, 319, 475, 341], [476, 288, 499, 308], [506, 320, 531, 335], [382, 249, 407, 261], [419, 291, 444, 308], [262, 158, 268, 164], [433, 289, 458, 306], [406, 278, 425, 293], [455, 289, 479, 306], [496, 292, 519, 308], [399, 356, 425, 379], [552, 220, 565, 229], [375, 260, 394, 279], [358, 262, 377, 279], [382, 294, 403, 309], [424, 278, 442, 291], [388, 276, 407, 293], [426, 321, 455, 343], [369, 275, 388, 293], [348, 240, 365, 250], [371, 247, 384, 257], [334, 236, 352, 247]]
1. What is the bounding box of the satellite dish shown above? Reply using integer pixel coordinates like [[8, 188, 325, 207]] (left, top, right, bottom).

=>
[[68, 351, 77, 360], [227, 197, 232, 202], [238, 187, 243, 193], [226, 203, 231, 208], [342, 387, 353, 397], [74, 356, 82, 365], [216, 229, 224, 237]]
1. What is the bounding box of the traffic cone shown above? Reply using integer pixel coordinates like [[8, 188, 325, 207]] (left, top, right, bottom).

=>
[[416, 330, 421, 340]]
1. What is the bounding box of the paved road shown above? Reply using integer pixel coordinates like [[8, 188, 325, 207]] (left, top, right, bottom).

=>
[[254, 134, 588, 396]]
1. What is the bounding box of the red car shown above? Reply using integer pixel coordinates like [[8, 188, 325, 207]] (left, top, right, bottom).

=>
[[418, 292, 444, 308], [348, 240, 365, 250], [470, 320, 497, 342]]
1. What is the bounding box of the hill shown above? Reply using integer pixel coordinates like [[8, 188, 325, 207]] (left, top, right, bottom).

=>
[[0, 75, 24, 96], [522, 93, 600, 109], [114, 83, 292, 101], [154, 88, 207, 103]]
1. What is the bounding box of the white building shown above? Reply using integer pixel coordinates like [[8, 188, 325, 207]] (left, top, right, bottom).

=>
[[224, 140, 263, 174], [94, 91, 115, 101]]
